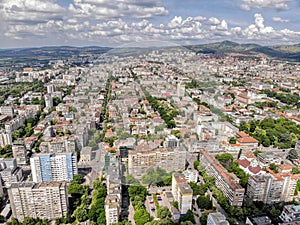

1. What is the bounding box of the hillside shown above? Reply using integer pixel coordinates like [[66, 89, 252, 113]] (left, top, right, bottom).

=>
[[185, 41, 300, 61]]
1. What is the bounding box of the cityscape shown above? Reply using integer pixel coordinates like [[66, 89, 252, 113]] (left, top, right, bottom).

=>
[[1, 0, 300, 225]]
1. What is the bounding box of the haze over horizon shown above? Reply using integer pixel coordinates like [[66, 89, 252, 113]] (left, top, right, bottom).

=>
[[1, 0, 300, 49]]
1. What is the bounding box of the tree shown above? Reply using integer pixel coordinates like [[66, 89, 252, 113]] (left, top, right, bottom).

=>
[[194, 160, 200, 170], [97, 211, 106, 224], [128, 185, 147, 200], [179, 210, 195, 224], [199, 213, 208, 225], [157, 207, 171, 219], [134, 208, 151, 225], [73, 205, 88, 222], [269, 163, 278, 173], [72, 174, 84, 184], [173, 201, 179, 209], [196, 195, 212, 210], [229, 137, 236, 144], [141, 167, 172, 186], [287, 149, 298, 161], [189, 182, 207, 196], [292, 167, 300, 174]]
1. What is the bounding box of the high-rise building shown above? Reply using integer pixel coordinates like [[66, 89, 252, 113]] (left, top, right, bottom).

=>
[[164, 135, 179, 149], [8, 182, 68, 221], [30, 153, 77, 182], [279, 205, 300, 223], [0, 158, 23, 186], [200, 149, 245, 206], [177, 82, 185, 97], [12, 141, 27, 165], [247, 168, 300, 204], [46, 84, 56, 94], [105, 195, 120, 225], [0, 106, 14, 117], [171, 173, 193, 214], [0, 130, 12, 147], [44, 94, 53, 108]]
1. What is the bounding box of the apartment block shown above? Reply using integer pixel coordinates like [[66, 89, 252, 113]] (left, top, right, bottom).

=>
[[0, 106, 14, 117], [0, 130, 12, 147], [128, 147, 186, 179], [39, 136, 77, 153], [105, 195, 120, 225], [247, 169, 300, 204], [8, 182, 68, 221], [12, 142, 27, 165], [207, 212, 229, 225], [200, 149, 245, 206], [279, 205, 300, 223], [171, 173, 193, 214], [30, 152, 77, 182], [0, 158, 23, 186]]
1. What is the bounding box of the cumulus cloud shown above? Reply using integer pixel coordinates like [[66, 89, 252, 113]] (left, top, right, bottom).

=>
[[2, 9, 300, 46], [272, 17, 290, 23], [68, 0, 168, 19], [240, 0, 294, 10], [0, 0, 65, 22]]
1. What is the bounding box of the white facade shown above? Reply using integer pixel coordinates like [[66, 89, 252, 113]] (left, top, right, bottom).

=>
[[30, 153, 78, 182], [207, 212, 229, 225]]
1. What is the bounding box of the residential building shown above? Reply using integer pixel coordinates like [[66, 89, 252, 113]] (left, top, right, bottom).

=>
[[30, 152, 77, 182], [200, 149, 245, 206], [245, 216, 272, 225], [75, 125, 88, 149], [8, 182, 68, 221], [207, 212, 229, 225], [0, 106, 14, 117], [164, 135, 180, 149], [279, 205, 300, 223], [44, 94, 53, 108], [171, 173, 193, 214], [12, 142, 27, 165], [0, 130, 12, 147], [247, 169, 300, 204], [0, 158, 23, 186], [105, 195, 120, 225], [182, 168, 198, 183], [128, 147, 186, 179]]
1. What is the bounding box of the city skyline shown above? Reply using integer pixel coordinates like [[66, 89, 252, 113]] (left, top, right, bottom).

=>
[[1, 0, 300, 49]]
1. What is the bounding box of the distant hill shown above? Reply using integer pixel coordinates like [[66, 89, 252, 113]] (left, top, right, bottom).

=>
[[185, 41, 300, 61], [0, 46, 112, 67], [0, 46, 112, 58], [1, 41, 300, 67]]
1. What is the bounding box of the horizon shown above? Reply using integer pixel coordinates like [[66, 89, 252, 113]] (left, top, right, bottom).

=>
[[1, 0, 300, 48], [0, 39, 300, 51]]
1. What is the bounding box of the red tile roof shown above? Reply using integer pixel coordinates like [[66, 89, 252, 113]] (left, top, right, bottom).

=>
[[236, 159, 250, 168], [248, 166, 261, 174], [236, 131, 249, 138], [237, 137, 259, 143]]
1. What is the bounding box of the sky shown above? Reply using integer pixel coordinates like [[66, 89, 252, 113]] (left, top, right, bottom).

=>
[[0, 0, 300, 48]]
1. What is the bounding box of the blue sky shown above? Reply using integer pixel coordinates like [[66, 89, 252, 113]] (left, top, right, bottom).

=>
[[0, 0, 300, 48]]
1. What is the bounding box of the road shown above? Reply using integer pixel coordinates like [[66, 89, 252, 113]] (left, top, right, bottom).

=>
[[128, 202, 136, 225]]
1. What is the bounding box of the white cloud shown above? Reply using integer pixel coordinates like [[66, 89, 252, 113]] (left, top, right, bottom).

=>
[[68, 0, 168, 20], [272, 17, 290, 23], [0, 0, 65, 22], [2, 12, 300, 46], [208, 17, 220, 25], [241, 0, 294, 10]]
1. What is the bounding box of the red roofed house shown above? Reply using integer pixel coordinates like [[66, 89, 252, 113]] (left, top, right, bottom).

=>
[[237, 136, 259, 149]]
